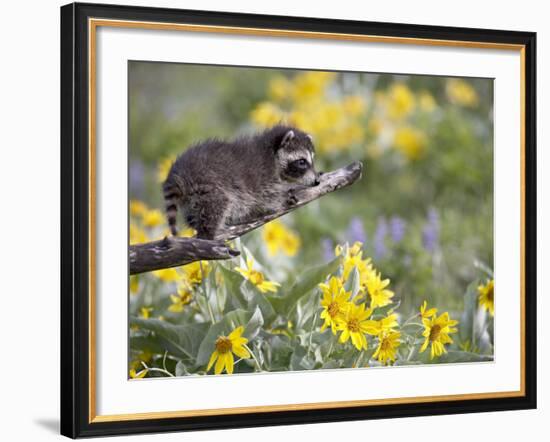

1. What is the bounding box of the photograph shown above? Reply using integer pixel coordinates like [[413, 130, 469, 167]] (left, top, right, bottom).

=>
[[128, 62, 495, 378]]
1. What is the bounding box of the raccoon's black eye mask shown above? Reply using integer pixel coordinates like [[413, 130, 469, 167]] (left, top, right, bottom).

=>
[[287, 158, 309, 177]]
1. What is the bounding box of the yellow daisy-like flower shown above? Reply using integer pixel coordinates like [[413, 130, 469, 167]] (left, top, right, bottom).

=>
[[235, 258, 280, 293], [369, 312, 399, 336], [157, 155, 175, 183], [129, 368, 147, 379], [168, 285, 193, 313], [418, 91, 437, 112], [336, 303, 378, 351], [130, 275, 139, 295], [478, 279, 494, 316], [420, 300, 437, 319], [262, 220, 301, 257], [420, 312, 459, 359], [130, 223, 148, 245], [143, 209, 164, 228], [366, 272, 394, 309], [319, 276, 351, 334], [130, 200, 148, 218], [139, 306, 153, 319], [394, 126, 427, 161], [152, 267, 180, 283], [446, 78, 479, 108], [182, 261, 210, 286], [386, 83, 415, 120], [337, 242, 375, 295], [207, 326, 251, 375], [250, 101, 286, 127], [373, 330, 401, 365]]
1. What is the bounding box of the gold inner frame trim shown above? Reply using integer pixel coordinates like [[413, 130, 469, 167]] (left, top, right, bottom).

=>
[[88, 17, 527, 423]]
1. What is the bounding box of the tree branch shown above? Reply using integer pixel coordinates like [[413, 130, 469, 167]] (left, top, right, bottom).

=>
[[130, 161, 363, 275]]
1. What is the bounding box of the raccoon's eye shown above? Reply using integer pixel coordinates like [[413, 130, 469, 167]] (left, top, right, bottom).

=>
[[294, 159, 308, 168]]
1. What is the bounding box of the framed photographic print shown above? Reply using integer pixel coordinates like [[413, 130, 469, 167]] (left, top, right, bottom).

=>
[[60, 2, 537, 438]]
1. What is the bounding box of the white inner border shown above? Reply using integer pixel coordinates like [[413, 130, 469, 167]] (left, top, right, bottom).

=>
[[95, 25, 521, 416]]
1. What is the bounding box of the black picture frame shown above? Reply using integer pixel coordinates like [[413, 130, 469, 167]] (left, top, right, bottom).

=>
[[61, 2, 537, 438]]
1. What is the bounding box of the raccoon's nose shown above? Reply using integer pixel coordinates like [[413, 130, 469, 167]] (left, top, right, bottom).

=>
[[314, 173, 322, 186]]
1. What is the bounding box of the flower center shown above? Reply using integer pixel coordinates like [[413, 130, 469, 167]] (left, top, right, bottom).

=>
[[215, 336, 233, 354], [249, 270, 265, 286], [487, 286, 494, 303], [380, 337, 391, 351], [429, 324, 442, 341], [347, 318, 360, 333], [328, 302, 340, 318]]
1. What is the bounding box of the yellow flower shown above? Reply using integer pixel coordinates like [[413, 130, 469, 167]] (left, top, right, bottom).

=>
[[250, 101, 286, 127], [152, 267, 180, 282], [130, 200, 148, 218], [336, 303, 378, 351], [366, 272, 394, 309], [337, 242, 375, 292], [446, 79, 479, 107], [130, 223, 148, 245], [268, 75, 292, 102], [420, 300, 437, 319], [183, 261, 210, 285], [179, 227, 197, 238], [418, 91, 437, 112], [394, 126, 427, 161], [478, 279, 494, 316], [129, 368, 147, 379], [157, 155, 175, 183], [369, 312, 399, 336], [235, 258, 280, 293], [420, 312, 459, 359], [130, 275, 139, 295], [262, 220, 301, 257], [319, 276, 351, 334], [143, 209, 164, 228], [292, 71, 336, 102], [207, 326, 251, 375], [342, 95, 367, 116], [168, 285, 193, 313], [373, 330, 401, 365], [386, 83, 415, 120], [139, 306, 153, 319]]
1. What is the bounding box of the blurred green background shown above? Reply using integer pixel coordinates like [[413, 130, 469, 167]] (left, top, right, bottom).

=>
[[129, 61, 493, 317]]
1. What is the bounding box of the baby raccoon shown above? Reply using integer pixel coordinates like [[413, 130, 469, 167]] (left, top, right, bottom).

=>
[[163, 125, 321, 239]]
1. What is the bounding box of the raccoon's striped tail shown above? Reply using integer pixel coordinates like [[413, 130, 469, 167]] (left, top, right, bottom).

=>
[[162, 179, 182, 236]]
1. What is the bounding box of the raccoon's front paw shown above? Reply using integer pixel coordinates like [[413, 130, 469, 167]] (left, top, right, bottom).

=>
[[286, 189, 299, 207]]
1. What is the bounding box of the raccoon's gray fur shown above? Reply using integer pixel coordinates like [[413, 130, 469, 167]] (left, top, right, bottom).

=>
[[162, 125, 321, 239]]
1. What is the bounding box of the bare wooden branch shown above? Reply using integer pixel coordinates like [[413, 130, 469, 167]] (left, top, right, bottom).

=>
[[130, 237, 240, 275], [129, 161, 363, 275]]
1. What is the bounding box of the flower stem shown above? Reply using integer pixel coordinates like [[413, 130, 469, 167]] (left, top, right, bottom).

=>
[[244, 343, 262, 372]]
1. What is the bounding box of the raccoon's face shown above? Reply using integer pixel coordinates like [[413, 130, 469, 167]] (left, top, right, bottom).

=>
[[276, 129, 321, 187]]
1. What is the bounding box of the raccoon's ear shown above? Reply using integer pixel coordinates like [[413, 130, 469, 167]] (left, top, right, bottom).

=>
[[280, 130, 295, 147]]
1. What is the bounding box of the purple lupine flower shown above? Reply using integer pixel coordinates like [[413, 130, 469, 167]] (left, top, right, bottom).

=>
[[129, 160, 145, 196], [389, 216, 406, 243], [422, 207, 440, 252], [346, 217, 367, 246], [373, 217, 388, 260], [321, 237, 334, 262]]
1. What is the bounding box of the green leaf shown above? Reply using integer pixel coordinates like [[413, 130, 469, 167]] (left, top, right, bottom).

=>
[[344, 266, 361, 298], [243, 282, 276, 324], [218, 265, 247, 310], [437, 350, 493, 363], [175, 360, 190, 376], [278, 256, 341, 315], [460, 280, 479, 347], [130, 317, 208, 360]]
